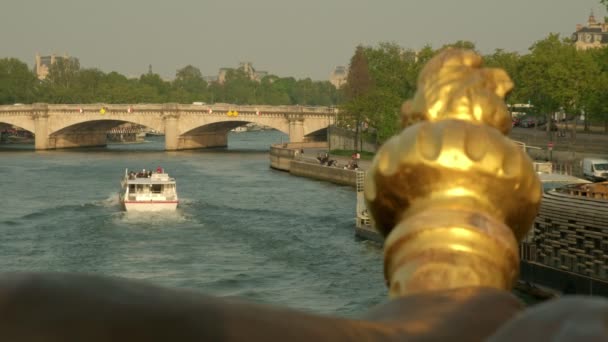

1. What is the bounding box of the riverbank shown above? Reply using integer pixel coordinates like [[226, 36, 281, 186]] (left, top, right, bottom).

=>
[[269, 142, 371, 187]]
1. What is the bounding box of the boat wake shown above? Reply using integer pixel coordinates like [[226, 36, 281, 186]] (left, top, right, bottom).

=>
[[111, 209, 192, 227], [98, 193, 121, 208]]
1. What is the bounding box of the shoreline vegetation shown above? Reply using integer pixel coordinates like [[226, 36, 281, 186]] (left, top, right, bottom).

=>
[[4, 34, 608, 146]]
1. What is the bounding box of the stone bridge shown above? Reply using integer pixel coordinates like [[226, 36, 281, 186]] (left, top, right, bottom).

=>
[[0, 103, 338, 150]]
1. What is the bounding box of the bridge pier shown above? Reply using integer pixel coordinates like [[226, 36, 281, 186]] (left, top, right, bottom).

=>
[[51, 132, 107, 149], [163, 103, 229, 150], [178, 132, 228, 149], [164, 118, 179, 150], [33, 103, 49, 150], [163, 104, 180, 151], [288, 115, 304, 143]]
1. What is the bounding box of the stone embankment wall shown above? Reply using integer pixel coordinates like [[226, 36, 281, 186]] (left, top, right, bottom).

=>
[[289, 160, 357, 186], [269, 142, 327, 171], [270, 141, 358, 187], [328, 126, 377, 153]]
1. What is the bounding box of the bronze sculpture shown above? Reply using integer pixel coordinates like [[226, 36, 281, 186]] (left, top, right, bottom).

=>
[[0, 49, 607, 341]]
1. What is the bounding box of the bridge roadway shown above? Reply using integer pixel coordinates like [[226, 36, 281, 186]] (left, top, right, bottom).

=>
[[0, 103, 338, 150]]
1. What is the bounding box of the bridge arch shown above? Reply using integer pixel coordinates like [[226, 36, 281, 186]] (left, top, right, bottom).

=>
[[0, 117, 35, 133], [48, 116, 164, 136], [46, 119, 158, 149], [181, 119, 289, 136]]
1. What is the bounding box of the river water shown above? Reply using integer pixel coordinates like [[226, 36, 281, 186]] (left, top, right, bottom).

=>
[[0, 131, 386, 317]]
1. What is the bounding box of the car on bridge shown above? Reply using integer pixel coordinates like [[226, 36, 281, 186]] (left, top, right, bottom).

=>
[[518, 115, 546, 128]]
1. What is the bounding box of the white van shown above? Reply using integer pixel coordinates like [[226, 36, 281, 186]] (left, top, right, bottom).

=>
[[582, 158, 608, 181]]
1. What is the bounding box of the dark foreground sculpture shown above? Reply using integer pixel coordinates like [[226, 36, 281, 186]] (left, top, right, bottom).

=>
[[1, 50, 607, 341]]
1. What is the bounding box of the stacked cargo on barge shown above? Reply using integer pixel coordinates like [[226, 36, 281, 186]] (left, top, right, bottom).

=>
[[520, 179, 608, 296]]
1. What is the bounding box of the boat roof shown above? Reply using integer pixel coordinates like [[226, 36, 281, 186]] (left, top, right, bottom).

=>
[[583, 158, 608, 163], [538, 173, 589, 184], [538, 173, 590, 191], [124, 172, 176, 185], [553, 180, 608, 200], [125, 178, 176, 185]]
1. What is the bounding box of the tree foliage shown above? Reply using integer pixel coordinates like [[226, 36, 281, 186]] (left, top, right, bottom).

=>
[[339, 32, 608, 142], [345, 46, 373, 100], [0, 58, 38, 104], [5, 31, 608, 140], [0, 59, 340, 107]]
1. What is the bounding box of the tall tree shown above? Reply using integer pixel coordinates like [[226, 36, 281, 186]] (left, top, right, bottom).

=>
[[346, 46, 373, 99], [139, 71, 169, 102], [222, 69, 258, 104], [580, 47, 607, 132], [46, 57, 80, 89], [518, 34, 595, 137], [172, 65, 207, 103], [344, 45, 373, 151]]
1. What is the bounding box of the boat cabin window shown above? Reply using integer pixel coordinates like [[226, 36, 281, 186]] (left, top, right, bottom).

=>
[[135, 184, 151, 193], [152, 184, 162, 193], [593, 163, 608, 171], [129, 184, 135, 192]]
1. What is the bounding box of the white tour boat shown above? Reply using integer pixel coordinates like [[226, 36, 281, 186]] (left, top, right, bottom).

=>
[[119, 167, 179, 211]]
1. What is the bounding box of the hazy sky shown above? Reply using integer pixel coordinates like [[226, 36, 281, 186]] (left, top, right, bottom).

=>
[[1, 0, 605, 81]]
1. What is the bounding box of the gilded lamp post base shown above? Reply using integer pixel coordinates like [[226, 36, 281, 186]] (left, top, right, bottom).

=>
[[365, 49, 541, 297], [384, 208, 518, 297]]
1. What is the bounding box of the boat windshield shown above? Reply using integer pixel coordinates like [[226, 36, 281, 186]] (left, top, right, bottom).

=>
[[594, 163, 608, 171]]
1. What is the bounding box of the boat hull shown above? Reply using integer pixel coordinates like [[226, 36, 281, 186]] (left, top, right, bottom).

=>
[[122, 201, 178, 212]]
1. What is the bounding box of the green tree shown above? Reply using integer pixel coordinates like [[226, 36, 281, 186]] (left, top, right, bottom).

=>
[[172, 65, 207, 103], [517, 34, 589, 135], [74, 68, 106, 103], [139, 71, 169, 102], [221, 69, 258, 104], [257, 76, 290, 105], [441, 40, 477, 51], [580, 46, 608, 132], [483, 49, 523, 105], [363, 42, 413, 99], [344, 45, 374, 151], [46, 57, 80, 88], [41, 57, 81, 103], [0, 58, 38, 104], [345, 89, 402, 143], [346, 46, 373, 99], [97, 72, 131, 103]]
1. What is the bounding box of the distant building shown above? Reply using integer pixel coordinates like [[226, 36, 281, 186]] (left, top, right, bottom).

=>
[[203, 75, 218, 83], [254, 70, 268, 81], [329, 66, 347, 88], [216, 62, 268, 84], [572, 12, 608, 50], [34, 53, 78, 80], [217, 68, 231, 84]]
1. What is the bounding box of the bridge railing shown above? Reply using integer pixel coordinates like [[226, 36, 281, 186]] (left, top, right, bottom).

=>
[[0, 104, 339, 115]]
